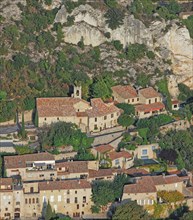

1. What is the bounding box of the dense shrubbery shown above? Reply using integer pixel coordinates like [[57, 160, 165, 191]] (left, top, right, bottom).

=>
[[158, 190, 184, 203], [39, 122, 94, 156], [105, 8, 125, 30], [91, 174, 129, 210], [183, 16, 193, 39], [159, 128, 193, 170]]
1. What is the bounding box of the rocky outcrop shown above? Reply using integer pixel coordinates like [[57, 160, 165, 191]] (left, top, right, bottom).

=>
[[0, 0, 26, 22]]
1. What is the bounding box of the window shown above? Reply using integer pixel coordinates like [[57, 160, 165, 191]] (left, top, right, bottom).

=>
[[5, 208, 8, 211], [149, 99, 151, 104], [29, 198, 31, 204], [58, 195, 62, 202], [16, 202, 20, 205], [57, 117, 59, 120], [115, 159, 119, 165], [50, 173, 55, 176], [83, 196, 86, 203], [142, 149, 147, 155], [44, 118, 47, 121], [132, 99, 134, 102], [155, 98, 157, 103], [36, 198, 39, 203], [128, 99, 130, 103], [95, 118, 97, 122], [137, 98, 139, 101], [152, 146, 156, 150], [39, 174, 44, 177], [94, 124, 98, 130], [67, 198, 70, 203], [67, 190, 70, 194], [111, 114, 114, 118], [77, 204, 79, 209], [104, 116, 107, 120], [32, 198, 35, 204], [82, 211, 84, 215], [25, 199, 27, 204], [75, 197, 78, 203], [30, 187, 34, 193], [75, 191, 77, 194], [50, 196, 54, 202]]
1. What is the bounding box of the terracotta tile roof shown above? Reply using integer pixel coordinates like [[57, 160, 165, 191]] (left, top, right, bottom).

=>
[[37, 97, 89, 117], [124, 176, 157, 194], [0, 178, 12, 186], [152, 175, 182, 185], [4, 152, 54, 169], [139, 87, 161, 99], [172, 100, 179, 105], [88, 169, 114, 178], [124, 175, 183, 194], [76, 112, 88, 117], [112, 85, 138, 99], [108, 150, 132, 161], [94, 144, 114, 153], [135, 102, 165, 113], [86, 98, 121, 117], [123, 168, 149, 176], [56, 161, 88, 174], [39, 179, 91, 191]]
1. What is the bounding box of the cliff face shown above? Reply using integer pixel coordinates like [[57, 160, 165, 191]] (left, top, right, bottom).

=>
[[1, 0, 193, 98]]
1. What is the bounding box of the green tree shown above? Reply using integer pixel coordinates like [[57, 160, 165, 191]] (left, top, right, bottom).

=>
[[116, 103, 135, 115], [136, 73, 150, 87], [21, 112, 26, 139], [118, 114, 135, 128], [180, 211, 193, 220], [44, 0, 52, 6], [92, 77, 113, 100], [45, 201, 54, 220], [0, 90, 7, 100], [34, 110, 39, 127], [105, 8, 124, 30], [112, 201, 150, 220]]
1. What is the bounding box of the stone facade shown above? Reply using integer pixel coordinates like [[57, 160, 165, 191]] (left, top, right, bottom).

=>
[[37, 86, 121, 133]]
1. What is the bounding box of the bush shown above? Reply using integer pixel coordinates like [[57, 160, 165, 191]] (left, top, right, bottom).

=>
[[126, 44, 147, 61], [105, 8, 125, 30], [158, 190, 184, 203], [113, 40, 123, 51]]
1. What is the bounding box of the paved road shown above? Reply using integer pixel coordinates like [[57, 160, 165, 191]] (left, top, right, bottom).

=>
[[0, 125, 19, 135]]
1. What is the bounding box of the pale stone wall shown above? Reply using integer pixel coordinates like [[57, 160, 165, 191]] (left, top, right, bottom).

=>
[[112, 90, 139, 105], [111, 157, 134, 169], [122, 191, 157, 205], [0, 191, 14, 219], [88, 112, 120, 132], [130, 143, 159, 160], [138, 94, 162, 105], [155, 181, 183, 193], [39, 187, 93, 218], [136, 109, 166, 119], [18, 110, 33, 123]]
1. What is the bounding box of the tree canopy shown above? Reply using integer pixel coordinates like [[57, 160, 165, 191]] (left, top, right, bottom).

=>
[[112, 201, 150, 220]]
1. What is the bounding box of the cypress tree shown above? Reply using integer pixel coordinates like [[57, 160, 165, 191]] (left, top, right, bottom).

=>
[[45, 201, 54, 220]]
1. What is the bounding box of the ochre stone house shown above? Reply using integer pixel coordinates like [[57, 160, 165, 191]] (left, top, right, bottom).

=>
[[112, 85, 166, 118], [122, 175, 184, 206], [37, 86, 121, 132]]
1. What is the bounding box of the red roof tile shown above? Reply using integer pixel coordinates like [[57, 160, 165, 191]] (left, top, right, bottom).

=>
[[123, 168, 149, 176], [139, 87, 161, 99], [124, 176, 157, 194], [37, 97, 89, 117], [4, 152, 54, 169], [0, 178, 12, 186], [108, 151, 132, 161], [135, 102, 165, 113], [88, 169, 114, 178], [172, 100, 179, 105], [56, 161, 88, 174], [152, 175, 182, 185], [86, 98, 121, 117], [39, 179, 91, 191], [94, 144, 114, 153], [112, 85, 138, 99]]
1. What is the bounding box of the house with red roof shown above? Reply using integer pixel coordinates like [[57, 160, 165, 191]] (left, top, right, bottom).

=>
[[37, 85, 121, 132], [122, 174, 184, 207], [91, 144, 114, 160], [112, 85, 139, 104], [108, 150, 133, 169]]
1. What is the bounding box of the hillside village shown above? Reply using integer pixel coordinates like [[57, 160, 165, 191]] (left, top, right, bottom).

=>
[[1, 0, 193, 219], [1, 83, 193, 220]]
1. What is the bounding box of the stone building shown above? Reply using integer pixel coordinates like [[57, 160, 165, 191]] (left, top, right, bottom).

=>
[[37, 86, 121, 132], [4, 152, 56, 181], [39, 179, 92, 218], [112, 85, 166, 119], [122, 175, 184, 206]]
